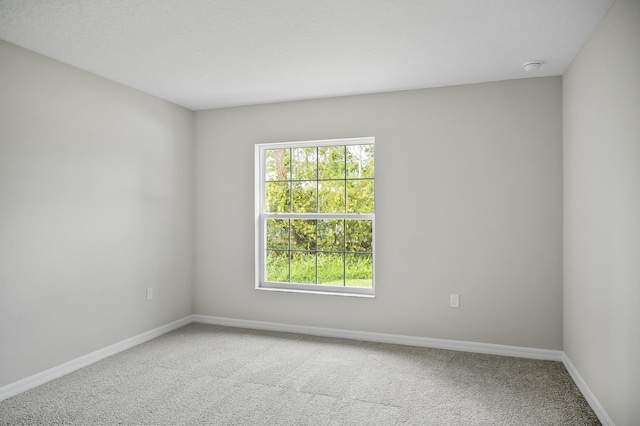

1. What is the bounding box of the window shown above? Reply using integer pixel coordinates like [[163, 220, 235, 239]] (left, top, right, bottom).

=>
[[255, 137, 375, 296]]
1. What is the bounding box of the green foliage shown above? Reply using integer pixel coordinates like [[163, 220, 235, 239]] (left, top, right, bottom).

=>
[[265, 144, 374, 215], [264, 144, 374, 288], [291, 220, 316, 251], [266, 219, 373, 254], [345, 220, 373, 252]]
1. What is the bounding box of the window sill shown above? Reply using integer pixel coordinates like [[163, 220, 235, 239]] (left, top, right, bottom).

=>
[[256, 285, 375, 298]]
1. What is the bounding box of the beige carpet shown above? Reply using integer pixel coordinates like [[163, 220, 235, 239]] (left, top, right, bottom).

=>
[[0, 323, 599, 425]]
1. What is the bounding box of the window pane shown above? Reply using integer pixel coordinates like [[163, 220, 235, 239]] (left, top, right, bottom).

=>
[[346, 220, 373, 252], [318, 253, 344, 286], [266, 182, 290, 213], [290, 251, 316, 284], [317, 219, 344, 252], [318, 145, 345, 179], [291, 147, 317, 180], [265, 148, 290, 181], [291, 219, 317, 251], [346, 253, 373, 288], [346, 144, 374, 178], [266, 250, 289, 282], [318, 180, 345, 213], [266, 219, 289, 249], [292, 181, 317, 213], [346, 179, 374, 213]]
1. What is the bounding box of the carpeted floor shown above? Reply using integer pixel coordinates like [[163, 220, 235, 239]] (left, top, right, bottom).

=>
[[0, 323, 599, 425]]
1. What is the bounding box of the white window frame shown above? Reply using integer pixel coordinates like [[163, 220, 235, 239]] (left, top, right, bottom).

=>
[[255, 137, 375, 297]]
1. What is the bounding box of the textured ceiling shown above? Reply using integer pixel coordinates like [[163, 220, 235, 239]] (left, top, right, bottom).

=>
[[0, 0, 613, 110]]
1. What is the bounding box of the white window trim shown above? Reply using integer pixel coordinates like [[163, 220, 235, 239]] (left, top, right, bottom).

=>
[[255, 137, 375, 297]]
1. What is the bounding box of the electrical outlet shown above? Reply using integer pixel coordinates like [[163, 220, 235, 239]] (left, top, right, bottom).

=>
[[450, 294, 459, 308], [146, 287, 153, 301]]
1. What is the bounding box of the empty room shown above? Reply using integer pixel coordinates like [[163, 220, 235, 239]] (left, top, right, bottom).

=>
[[0, 0, 638, 424]]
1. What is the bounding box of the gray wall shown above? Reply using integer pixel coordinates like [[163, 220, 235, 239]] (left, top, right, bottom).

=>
[[194, 77, 563, 350], [563, 0, 640, 424], [0, 40, 194, 387]]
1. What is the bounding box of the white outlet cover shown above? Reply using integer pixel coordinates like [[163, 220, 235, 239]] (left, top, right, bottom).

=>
[[450, 294, 460, 308]]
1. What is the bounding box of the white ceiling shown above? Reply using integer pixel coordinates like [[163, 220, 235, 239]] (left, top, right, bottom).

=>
[[0, 0, 613, 111]]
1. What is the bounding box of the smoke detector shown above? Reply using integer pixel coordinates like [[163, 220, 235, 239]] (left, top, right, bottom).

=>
[[523, 61, 543, 72]]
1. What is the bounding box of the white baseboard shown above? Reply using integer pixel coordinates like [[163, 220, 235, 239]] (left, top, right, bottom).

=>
[[191, 314, 564, 361], [0, 315, 192, 402], [3, 311, 611, 426], [562, 353, 614, 426]]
